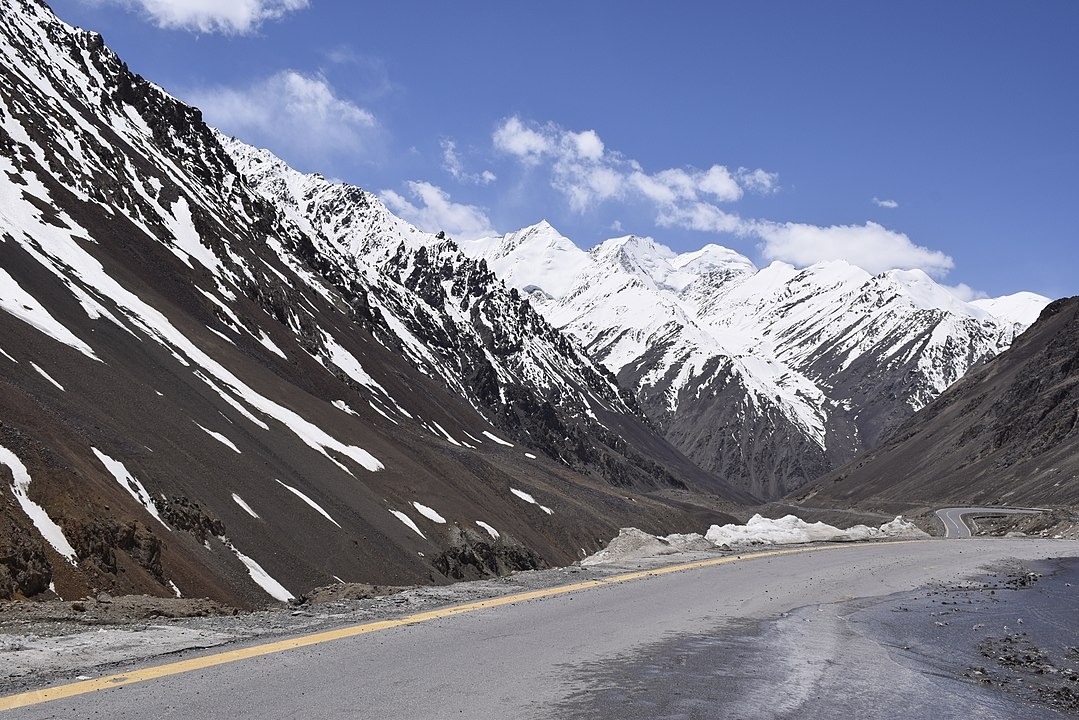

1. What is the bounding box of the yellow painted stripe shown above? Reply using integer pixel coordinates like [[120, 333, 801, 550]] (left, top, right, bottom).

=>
[[0, 541, 908, 711]]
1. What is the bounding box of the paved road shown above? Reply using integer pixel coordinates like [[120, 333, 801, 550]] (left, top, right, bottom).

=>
[[935, 506, 1042, 538], [3, 538, 1077, 719]]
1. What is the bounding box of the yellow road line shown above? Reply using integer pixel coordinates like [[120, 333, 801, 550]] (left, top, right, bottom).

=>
[[0, 541, 902, 711]]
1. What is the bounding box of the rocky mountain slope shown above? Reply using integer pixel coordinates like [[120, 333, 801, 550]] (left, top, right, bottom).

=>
[[790, 296, 1079, 511], [461, 223, 1048, 499], [0, 0, 741, 606]]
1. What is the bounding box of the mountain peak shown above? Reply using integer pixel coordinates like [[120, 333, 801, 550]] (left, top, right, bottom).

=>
[[971, 291, 1052, 327], [672, 243, 756, 277]]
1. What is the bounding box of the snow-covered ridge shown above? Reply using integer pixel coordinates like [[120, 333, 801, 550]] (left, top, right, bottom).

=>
[[461, 221, 1050, 499]]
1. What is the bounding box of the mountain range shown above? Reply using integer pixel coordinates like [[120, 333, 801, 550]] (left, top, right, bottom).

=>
[[0, 0, 740, 606], [792, 295, 1079, 511], [0, 0, 1063, 607], [461, 224, 1047, 498]]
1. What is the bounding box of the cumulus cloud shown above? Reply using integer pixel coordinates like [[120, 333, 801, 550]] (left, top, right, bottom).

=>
[[441, 139, 496, 185], [89, 0, 308, 34], [752, 220, 955, 277], [381, 181, 495, 241], [872, 197, 899, 209], [489, 116, 961, 280], [492, 116, 771, 224], [657, 203, 743, 234], [492, 116, 553, 165], [737, 167, 780, 194], [943, 283, 988, 302], [187, 71, 375, 169]]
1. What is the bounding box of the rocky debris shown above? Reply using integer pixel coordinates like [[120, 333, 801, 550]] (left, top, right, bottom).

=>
[[581, 528, 713, 567], [67, 518, 164, 585], [156, 495, 225, 544], [970, 509, 1079, 540], [431, 527, 546, 580], [0, 594, 236, 625], [0, 531, 51, 600], [303, 583, 413, 605]]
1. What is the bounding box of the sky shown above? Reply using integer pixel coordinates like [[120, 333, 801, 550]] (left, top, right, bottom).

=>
[[47, 0, 1078, 300]]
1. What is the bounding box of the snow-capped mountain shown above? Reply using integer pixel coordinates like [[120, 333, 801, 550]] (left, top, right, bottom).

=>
[[461, 223, 1050, 499], [793, 295, 1079, 510], [0, 0, 740, 605]]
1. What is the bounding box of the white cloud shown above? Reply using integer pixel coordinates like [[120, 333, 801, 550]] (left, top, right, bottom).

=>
[[91, 0, 308, 34], [943, 282, 988, 302], [492, 117, 553, 165], [657, 202, 743, 234], [488, 116, 958, 281], [187, 71, 375, 169], [564, 130, 604, 161], [441, 139, 496, 185], [752, 220, 954, 277], [872, 197, 899, 209], [737, 167, 780, 194], [381, 181, 495, 241], [697, 165, 743, 202], [492, 116, 769, 230]]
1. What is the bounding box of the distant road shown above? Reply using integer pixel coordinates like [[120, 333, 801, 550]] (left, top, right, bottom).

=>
[[4, 539, 1078, 719], [935, 506, 1042, 538]]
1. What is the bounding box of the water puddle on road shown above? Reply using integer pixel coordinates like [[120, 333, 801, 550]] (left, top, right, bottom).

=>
[[552, 557, 1079, 719]]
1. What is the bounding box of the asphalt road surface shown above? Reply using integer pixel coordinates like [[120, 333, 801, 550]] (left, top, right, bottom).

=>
[[4, 538, 1078, 719], [935, 507, 1042, 538]]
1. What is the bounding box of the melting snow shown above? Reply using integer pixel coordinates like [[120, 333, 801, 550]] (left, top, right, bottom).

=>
[[705, 514, 928, 547], [0, 444, 79, 565], [168, 580, 182, 598], [389, 509, 426, 539], [333, 400, 358, 415], [510, 487, 554, 515], [193, 422, 241, 453], [430, 421, 462, 446], [0, 267, 99, 360], [257, 330, 287, 359], [231, 493, 259, 519], [475, 521, 500, 539], [91, 447, 169, 529], [322, 334, 387, 394], [583, 517, 928, 565], [411, 501, 446, 523], [164, 197, 223, 274], [30, 362, 64, 391], [482, 431, 514, 447], [220, 536, 293, 602], [275, 479, 341, 528]]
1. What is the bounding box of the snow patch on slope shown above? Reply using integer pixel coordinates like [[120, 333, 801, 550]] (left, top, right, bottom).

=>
[[275, 479, 341, 528], [390, 509, 426, 539], [0, 444, 79, 565], [91, 447, 169, 529]]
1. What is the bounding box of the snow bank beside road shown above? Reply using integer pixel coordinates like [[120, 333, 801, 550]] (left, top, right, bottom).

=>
[[583, 515, 927, 566], [706, 514, 927, 547]]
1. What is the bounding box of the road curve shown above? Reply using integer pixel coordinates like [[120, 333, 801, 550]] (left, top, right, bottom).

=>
[[935, 507, 1042, 538], [2, 538, 1077, 719]]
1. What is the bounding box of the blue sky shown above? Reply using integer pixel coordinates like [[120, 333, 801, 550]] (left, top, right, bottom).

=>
[[48, 0, 1078, 300]]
